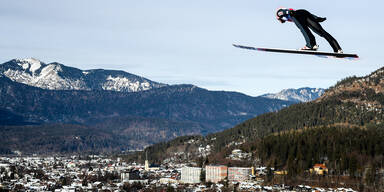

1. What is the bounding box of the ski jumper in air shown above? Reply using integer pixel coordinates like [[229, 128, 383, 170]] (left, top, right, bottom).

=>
[[276, 8, 343, 53]]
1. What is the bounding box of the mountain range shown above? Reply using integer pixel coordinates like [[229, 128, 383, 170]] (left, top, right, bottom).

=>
[[0, 58, 166, 92], [0, 58, 305, 154]]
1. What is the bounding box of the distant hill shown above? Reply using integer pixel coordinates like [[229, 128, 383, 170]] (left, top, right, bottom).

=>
[[0, 75, 292, 129], [261, 87, 325, 103], [209, 67, 384, 150], [0, 117, 206, 154], [0, 59, 294, 154]]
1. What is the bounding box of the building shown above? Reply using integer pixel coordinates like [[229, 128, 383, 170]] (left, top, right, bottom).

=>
[[144, 152, 160, 172], [144, 160, 160, 171], [228, 167, 252, 182], [181, 167, 202, 184], [121, 170, 140, 181], [160, 178, 178, 184], [228, 149, 252, 160], [310, 164, 328, 175], [274, 170, 287, 175], [144, 160, 150, 171], [205, 165, 227, 183], [232, 149, 242, 154]]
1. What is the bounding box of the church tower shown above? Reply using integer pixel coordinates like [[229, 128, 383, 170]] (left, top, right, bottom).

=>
[[144, 151, 149, 171]]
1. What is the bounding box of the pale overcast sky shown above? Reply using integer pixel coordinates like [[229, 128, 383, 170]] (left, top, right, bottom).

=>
[[0, 0, 382, 96]]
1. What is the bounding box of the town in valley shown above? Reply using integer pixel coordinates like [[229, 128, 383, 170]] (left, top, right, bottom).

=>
[[0, 151, 358, 192]]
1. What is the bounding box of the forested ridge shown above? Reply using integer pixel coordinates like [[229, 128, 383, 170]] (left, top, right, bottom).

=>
[[257, 125, 384, 176], [207, 67, 384, 152], [138, 67, 384, 185]]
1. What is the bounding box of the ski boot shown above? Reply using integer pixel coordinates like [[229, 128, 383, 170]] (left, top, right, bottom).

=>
[[300, 45, 319, 51]]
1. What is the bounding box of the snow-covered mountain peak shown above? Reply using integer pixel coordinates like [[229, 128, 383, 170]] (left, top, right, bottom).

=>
[[0, 58, 166, 92], [15, 58, 41, 64], [15, 58, 43, 73], [261, 87, 325, 103], [102, 75, 153, 92]]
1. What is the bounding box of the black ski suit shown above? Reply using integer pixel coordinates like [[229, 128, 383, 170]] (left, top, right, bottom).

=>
[[278, 9, 342, 52]]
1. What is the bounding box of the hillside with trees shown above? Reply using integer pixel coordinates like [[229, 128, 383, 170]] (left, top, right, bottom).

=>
[[206, 67, 384, 151], [135, 67, 384, 189]]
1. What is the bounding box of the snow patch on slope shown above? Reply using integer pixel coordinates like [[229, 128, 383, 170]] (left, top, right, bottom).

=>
[[16, 58, 42, 73], [261, 87, 325, 103], [103, 76, 152, 92]]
